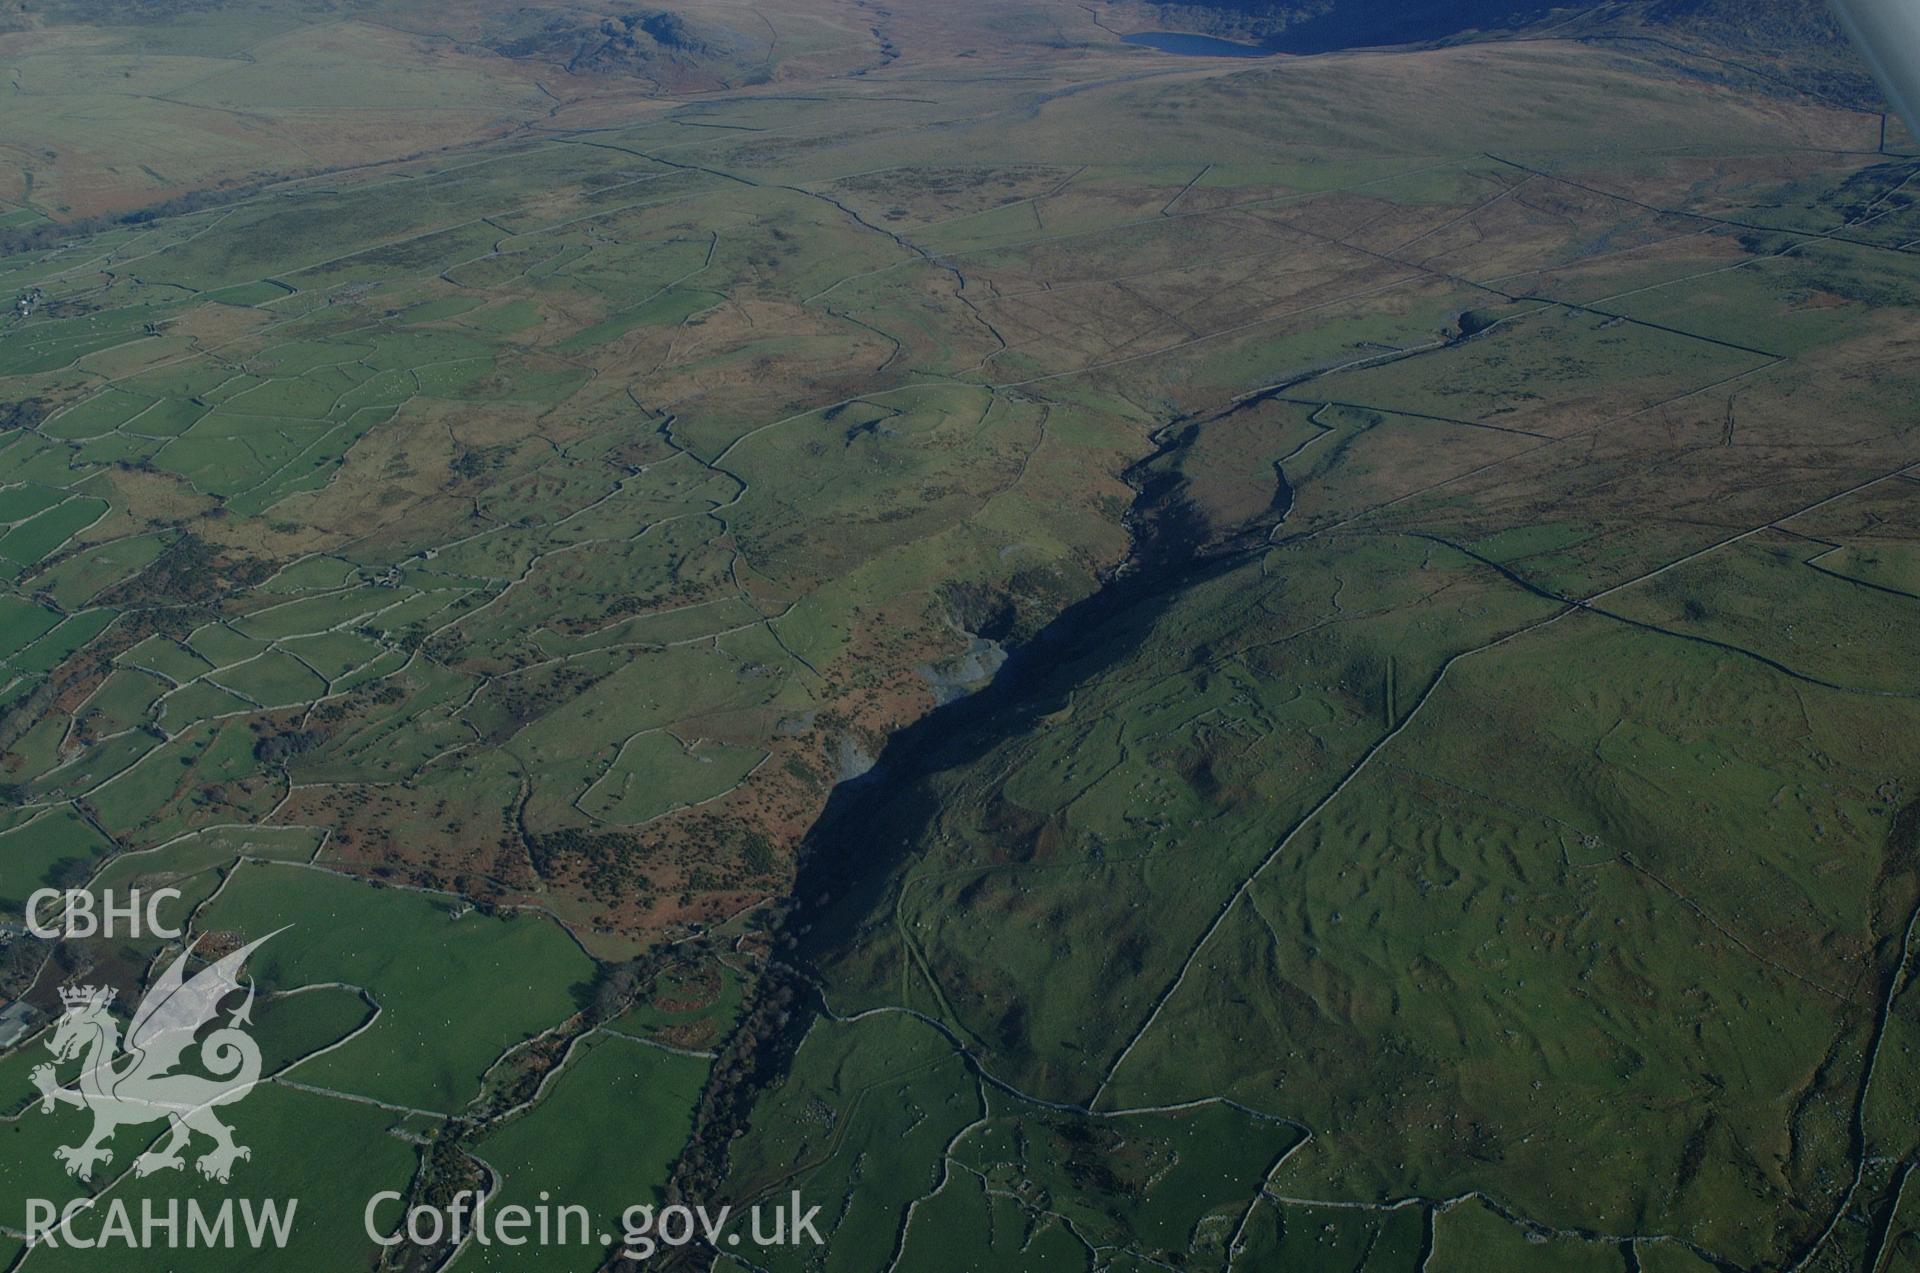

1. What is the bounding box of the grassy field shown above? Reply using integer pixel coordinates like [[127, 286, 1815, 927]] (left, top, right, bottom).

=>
[[2, 0, 1918, 1268], [194, 862, 592, 1111], [466, 1033, 709, 1272]]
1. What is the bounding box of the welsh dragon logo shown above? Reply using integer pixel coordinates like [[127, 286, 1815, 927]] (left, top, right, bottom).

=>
[[31, 931, 279, 1184]]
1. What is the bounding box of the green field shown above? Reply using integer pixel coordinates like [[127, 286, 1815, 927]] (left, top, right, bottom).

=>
[[196, 863, 591, 1111], [466, 1033, 709, 1272], [1, 0, 1917, 1268]]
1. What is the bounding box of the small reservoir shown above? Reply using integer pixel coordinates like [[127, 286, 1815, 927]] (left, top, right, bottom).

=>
[[1121, 31, 1278, 57]]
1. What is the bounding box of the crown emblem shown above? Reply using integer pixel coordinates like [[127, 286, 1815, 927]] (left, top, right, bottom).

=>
[[58, 985, 114, 1010]]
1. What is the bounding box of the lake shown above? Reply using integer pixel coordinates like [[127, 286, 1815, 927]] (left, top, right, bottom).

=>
[[1120, 31, 1278, 58]]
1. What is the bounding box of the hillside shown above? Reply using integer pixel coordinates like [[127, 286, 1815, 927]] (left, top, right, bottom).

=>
[[1106, 0, 1879, 104], [2, 2, 1917, 1270]]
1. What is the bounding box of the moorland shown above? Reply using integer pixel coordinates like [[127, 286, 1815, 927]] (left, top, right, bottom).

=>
[[2, 0, 1919, 1269]]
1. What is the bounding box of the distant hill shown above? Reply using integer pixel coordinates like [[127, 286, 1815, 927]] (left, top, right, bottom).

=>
[[1124, 0, 1567, 53], [1126, 0, 1846, 47], [1636, 0, 1849, 63], [482, 7, 745, 78], [1112, 0, 1876, 106]]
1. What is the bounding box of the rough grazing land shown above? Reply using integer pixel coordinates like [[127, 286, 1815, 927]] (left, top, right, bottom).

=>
[[2, 1, 1919, 1269]]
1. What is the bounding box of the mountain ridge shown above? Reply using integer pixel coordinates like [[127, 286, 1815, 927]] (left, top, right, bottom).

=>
[[1102, 0, 1877, 106]]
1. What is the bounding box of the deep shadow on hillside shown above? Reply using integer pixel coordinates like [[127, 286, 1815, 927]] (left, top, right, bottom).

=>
[[1139, 0, 1847, 57], [1256, 0, 1564, 54]]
